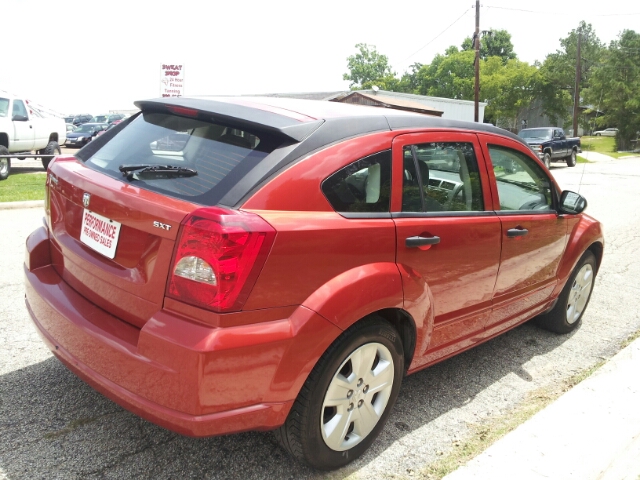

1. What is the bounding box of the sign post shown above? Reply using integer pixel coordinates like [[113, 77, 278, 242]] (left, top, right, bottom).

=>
[[160, 64, 185, 97]]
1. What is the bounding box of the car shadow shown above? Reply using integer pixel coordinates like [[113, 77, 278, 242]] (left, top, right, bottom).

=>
[[0, 322, 572, 479], [8, 165, 45, 174]]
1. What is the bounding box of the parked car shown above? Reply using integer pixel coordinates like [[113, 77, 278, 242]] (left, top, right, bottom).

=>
[[71, 113, 93, 126], [65, 123, 75, 132], [0, 93, 66, 178], [64, 122, 108, 147], [95, 119, 123, 137], [518, 127, 581, 168], [91, 113, 126, 124], [593, 128, 618, 137], [25, 97, 603, 470]]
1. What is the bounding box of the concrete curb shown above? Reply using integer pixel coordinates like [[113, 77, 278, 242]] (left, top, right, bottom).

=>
[[0, 200, 44, 210], [444, 336, 640, 480]]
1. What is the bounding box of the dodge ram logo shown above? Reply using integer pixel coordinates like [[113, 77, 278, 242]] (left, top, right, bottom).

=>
[[82, 193, 91, 208]]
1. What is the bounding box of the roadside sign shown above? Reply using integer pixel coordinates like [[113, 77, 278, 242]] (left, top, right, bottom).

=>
[[160, 64, 185, 97]]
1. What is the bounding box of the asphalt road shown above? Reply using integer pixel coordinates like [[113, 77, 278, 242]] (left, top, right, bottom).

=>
[[1, 158, 640, 479]]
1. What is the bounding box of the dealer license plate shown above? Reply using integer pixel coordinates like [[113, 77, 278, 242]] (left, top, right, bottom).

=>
[[80, 209, 121, 259]]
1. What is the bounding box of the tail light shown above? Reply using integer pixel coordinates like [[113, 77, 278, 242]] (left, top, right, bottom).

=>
[[167, 207, 276, 312]]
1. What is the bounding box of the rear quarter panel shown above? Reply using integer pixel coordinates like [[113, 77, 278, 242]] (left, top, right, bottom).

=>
[[242, 131, 404, 328]]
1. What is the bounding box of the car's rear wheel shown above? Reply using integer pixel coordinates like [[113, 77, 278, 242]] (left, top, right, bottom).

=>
[[41, 141, 61, 170], [535, 251, 596, 334], [0, 146, 11, 180], [275, 317, 404, 470], [543, 152, 551, 169], [566, 149, 577, 167]]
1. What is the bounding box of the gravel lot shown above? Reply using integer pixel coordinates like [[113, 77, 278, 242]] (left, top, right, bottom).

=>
[[1, 157, 639, 479]]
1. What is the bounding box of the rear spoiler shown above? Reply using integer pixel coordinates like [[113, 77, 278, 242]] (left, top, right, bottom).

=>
[[135, 98, 324, 144]]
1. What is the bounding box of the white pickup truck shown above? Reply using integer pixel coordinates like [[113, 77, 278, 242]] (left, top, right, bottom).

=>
[[0, 93, 67, 180]]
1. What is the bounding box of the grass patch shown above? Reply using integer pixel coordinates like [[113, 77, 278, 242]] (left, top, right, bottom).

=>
[[580, 136, 627, 159], [421, 360, 607, 479], [620, 328, 640, 350], [576, 155, 591, 163], [0, 173, 47, 202]]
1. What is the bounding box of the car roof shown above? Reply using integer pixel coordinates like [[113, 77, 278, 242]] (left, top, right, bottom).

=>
[[135, 96, 525, 144]]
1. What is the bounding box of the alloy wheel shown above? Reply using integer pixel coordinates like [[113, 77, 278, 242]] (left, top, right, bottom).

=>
[[566, 263, 594, 324], [320, 342, 394, 451]]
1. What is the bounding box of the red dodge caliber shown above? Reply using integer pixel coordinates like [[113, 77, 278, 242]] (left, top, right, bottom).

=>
[[24, 97, 603, 469]]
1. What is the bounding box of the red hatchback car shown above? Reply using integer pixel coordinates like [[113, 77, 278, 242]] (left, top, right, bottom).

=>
[[25, 97, 603, 469]]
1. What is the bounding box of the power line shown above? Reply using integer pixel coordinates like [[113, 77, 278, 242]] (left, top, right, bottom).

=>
[[599, 12, 640, 16], [484, 6, 547, 14], [403, 8, 471, 62], [485, 5, 640, 16]]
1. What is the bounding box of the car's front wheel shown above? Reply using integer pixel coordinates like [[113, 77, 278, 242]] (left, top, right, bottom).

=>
[[535, 251, 596, 334], [543, 152, 551, 169], [275, 317, 404, 470]]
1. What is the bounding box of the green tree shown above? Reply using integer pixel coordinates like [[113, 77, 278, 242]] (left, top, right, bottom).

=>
[[462, 29, 517, 63], [396, 63, 423, 93], [343, 44, 395, 90], [415, 47, 475, 100], [481, 57, 539, 128], [538, 21, 605, 125], [585, 30, 640, 150]]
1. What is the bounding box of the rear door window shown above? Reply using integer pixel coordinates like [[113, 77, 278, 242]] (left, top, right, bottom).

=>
[[80, 113, 281, 206], [401, 142, 484, 213]]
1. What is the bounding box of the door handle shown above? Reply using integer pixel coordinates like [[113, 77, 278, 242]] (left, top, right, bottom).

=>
[[406, 235, 441, 248], [507, 228, 529, 238]]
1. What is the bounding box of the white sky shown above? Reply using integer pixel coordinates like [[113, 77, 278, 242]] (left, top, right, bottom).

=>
[[4, 0, 639, 116]]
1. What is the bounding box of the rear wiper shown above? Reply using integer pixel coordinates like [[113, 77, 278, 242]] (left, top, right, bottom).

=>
[[119, 164, 197, 180]]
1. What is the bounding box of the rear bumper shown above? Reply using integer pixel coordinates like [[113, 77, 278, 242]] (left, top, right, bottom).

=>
[[24, 226, 341, 437]]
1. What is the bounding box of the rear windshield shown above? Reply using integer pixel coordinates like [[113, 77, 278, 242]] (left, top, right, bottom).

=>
[[518, 129, 552, 140], [81, 113, 281, 206]]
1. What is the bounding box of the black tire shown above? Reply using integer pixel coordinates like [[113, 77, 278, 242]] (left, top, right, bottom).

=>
[[41, 140, 61, 170], [0, 146, 11, 180], [543, 152, 551, 169], [274, 317, 404, 470], [566, 149, 577, 167], [535, 251, 596, 334], [595, 133, 601, 136]]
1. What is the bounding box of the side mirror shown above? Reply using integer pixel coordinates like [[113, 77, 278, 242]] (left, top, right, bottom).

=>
[[559, 190, 587, 214], [12, 114, 28, 122]]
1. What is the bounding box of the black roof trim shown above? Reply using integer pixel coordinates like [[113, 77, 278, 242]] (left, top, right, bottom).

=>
[[134, 97, 323, 143], [385, 115, 529, 148], [222, 115, 392, 207]]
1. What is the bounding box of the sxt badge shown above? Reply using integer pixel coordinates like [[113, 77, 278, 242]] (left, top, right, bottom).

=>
[[153, 221, 172, 231]]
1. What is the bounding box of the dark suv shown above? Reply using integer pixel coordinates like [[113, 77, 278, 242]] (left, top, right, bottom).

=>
[[91, 113, 126, 124], [72, 113, 93, 125]]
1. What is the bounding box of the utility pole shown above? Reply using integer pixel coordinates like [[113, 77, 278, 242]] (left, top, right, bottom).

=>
[[474, 0, 480, 122], [572, 30, 582, 136]]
